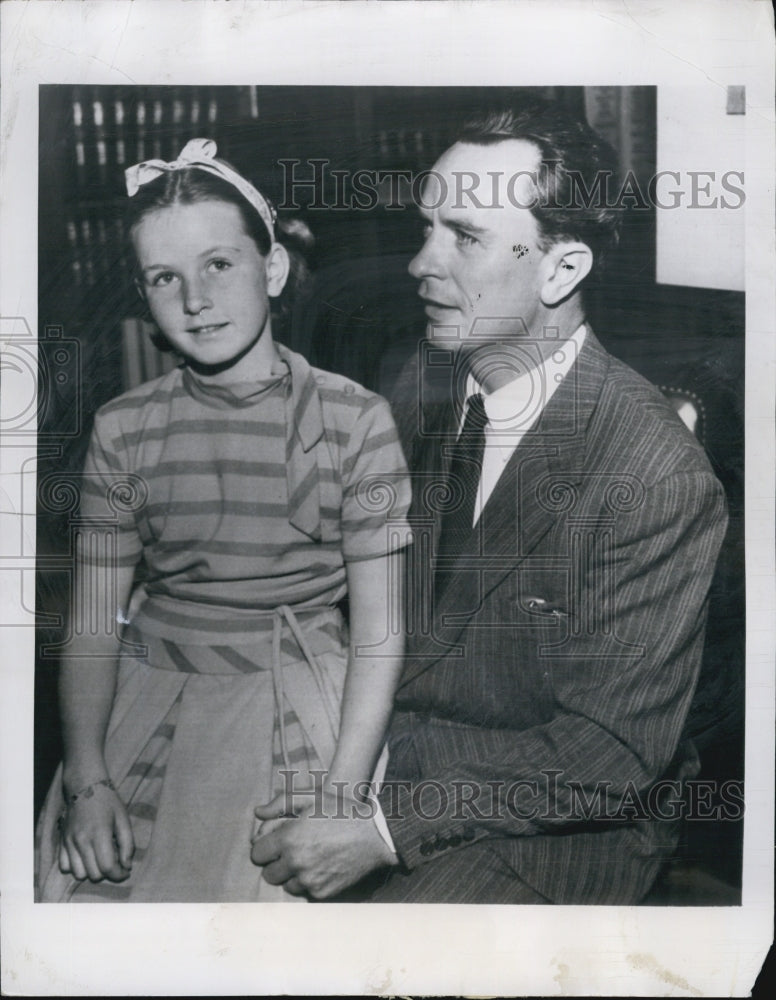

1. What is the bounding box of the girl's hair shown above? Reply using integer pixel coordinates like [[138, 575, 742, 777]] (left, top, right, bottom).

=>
[[126, 165, 314, 347]]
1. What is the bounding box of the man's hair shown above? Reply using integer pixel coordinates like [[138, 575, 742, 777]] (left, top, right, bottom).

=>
[[457, 102, 623, 272]]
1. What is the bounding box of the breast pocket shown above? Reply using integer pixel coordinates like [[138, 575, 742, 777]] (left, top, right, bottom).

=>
[[514, 564, 571, 626]]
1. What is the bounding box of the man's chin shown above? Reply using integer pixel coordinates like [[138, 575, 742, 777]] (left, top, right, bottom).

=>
[[424, 318, 467, 344], [423, 326, 507, 361], [424, 316, 535, 347]]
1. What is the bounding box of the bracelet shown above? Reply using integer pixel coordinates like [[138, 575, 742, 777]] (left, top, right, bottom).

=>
[[65, 777, 116, 805]]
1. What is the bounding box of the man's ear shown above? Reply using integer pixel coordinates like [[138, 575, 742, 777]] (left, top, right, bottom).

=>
[[540, 242, 593, 306], [265, 242, 291, 297]]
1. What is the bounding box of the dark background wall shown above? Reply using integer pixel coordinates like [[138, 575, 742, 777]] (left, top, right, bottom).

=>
[[36, 85, 744, 896]]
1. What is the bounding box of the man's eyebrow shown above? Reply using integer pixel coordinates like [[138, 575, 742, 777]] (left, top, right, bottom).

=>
[[416, 206, 490, 236], [439, 215, 490, 238], [450, 219, 489, 235]]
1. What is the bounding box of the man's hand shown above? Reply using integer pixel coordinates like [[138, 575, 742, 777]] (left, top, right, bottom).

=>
[[251, 795, 398, 899]]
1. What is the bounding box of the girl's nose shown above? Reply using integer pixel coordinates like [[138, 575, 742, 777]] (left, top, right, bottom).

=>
[[182, 278, 212, 315]]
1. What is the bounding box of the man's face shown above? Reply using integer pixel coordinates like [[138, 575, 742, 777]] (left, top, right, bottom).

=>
[[409, 139, 550, 349]]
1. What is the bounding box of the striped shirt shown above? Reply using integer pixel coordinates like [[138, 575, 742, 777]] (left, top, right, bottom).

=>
[[77, 344, 411, 644]]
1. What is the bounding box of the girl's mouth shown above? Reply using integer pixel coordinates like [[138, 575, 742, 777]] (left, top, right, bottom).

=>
[[188, 322, 228, 336]]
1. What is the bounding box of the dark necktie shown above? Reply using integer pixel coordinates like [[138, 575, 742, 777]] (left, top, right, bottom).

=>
[[436, 393, 488, 565]]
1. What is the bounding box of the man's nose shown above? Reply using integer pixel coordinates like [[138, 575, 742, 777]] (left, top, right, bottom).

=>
[[408, 232, 443, 281], [182, 276, 212, 315]]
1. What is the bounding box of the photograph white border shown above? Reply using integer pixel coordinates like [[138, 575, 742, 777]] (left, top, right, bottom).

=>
[[1, 1, 773, 995]]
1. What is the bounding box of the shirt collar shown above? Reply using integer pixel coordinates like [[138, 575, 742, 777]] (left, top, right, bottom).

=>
[[464, 324, 587, 435], [182, 342, 327, 541]]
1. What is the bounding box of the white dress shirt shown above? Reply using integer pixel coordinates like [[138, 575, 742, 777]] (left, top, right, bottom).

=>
[[461, 324, 587, 525], [372, 324, 587, 854]]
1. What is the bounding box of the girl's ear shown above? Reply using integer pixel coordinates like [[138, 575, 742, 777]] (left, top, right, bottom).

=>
[[265, 243, 291, 297], [539, 242, 593, 306]]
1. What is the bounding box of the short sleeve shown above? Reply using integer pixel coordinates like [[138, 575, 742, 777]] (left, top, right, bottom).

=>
[[340, 395, 412, 561], [76, 409, 145, 570]]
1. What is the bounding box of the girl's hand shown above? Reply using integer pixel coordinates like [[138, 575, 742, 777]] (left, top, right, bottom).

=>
[[251, 785, 325, 862], [254, 779, 359, 828], [254, 791, 303, 822], [58, 782, 134, 883], [251, 795, 296, 867], [250, 814, 289, 847]]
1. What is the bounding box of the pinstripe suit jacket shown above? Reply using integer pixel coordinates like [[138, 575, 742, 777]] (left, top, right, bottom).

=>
[[377, 329, 728, 904]]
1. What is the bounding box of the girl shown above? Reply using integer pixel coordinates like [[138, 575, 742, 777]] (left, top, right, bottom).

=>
[[35, 138, 410, 902]]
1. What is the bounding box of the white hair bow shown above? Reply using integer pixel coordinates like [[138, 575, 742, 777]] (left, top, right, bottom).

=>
[[125, 138, 275, 239]]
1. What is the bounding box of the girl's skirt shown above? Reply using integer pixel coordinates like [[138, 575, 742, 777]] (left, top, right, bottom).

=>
[[35, 605, 352, 902]]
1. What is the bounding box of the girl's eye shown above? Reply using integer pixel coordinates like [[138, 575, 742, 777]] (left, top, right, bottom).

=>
[[150, 271, 177, 288], [208, 258, 232, 273]]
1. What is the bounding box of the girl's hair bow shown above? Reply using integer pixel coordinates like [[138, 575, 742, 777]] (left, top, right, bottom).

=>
[[125, 138, 276, 240]]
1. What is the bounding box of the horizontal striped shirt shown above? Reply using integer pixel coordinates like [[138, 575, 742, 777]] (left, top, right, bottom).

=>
[[77, 345, 411, 642]]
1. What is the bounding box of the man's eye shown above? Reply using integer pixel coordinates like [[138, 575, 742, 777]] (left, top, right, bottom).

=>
[[455, 229, 477, 246]]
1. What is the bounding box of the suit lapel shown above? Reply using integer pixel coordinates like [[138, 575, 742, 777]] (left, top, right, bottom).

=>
[[402, 329, 612, 682]]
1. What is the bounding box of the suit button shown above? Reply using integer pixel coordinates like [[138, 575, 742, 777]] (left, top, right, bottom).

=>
[[434, 836, 449, 852], [462, 824, 476, 841], [420, 841, 434, 857], [448, 834, 462, 848]]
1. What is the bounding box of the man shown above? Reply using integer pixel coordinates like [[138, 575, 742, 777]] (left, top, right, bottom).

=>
[[252, 102, 728, 903]]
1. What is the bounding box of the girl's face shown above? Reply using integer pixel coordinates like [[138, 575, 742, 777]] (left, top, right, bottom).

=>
[[132, 199, 289, 382]]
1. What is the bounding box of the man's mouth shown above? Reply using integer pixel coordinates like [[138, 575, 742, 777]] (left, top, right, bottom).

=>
[[420, 297, 457, 316]]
